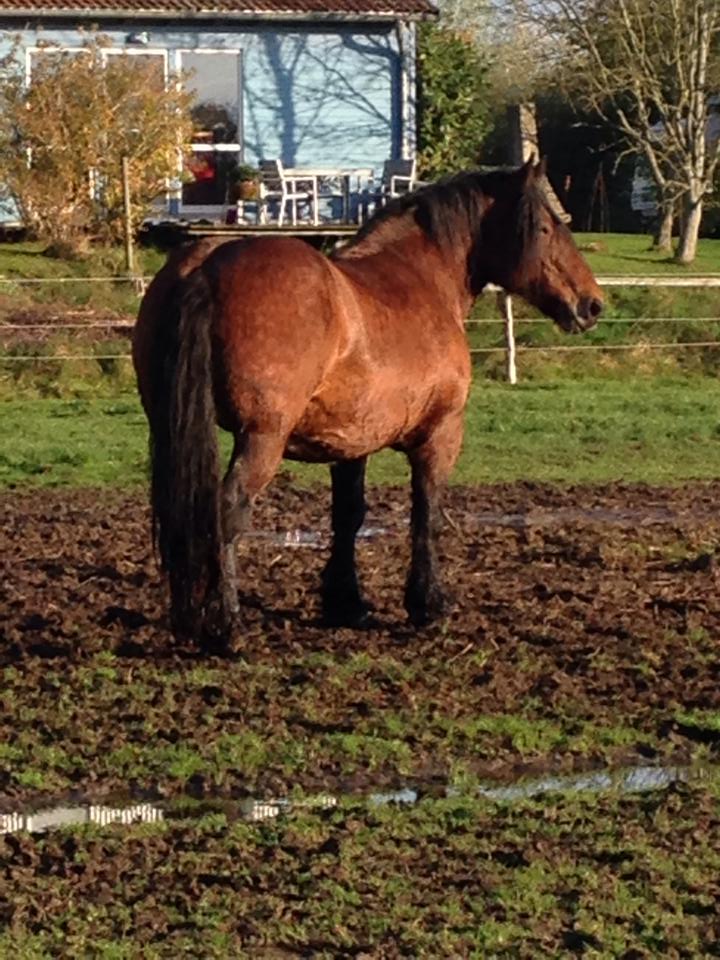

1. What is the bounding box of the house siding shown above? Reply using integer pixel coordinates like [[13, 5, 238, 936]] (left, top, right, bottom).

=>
[[0, 18, 414, 212]]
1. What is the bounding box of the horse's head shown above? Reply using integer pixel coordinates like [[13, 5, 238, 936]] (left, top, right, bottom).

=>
[[475, 160, 603, 334]]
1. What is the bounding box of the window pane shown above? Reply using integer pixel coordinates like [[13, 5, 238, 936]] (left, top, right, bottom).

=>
[[28, 48, 87, 77], [182, 52, 240, 145], [105, 52, 165, 88], [182, 146, 241, 206]]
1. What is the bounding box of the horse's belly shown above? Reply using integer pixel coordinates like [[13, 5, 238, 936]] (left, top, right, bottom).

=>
[[286, 401, 402, 462], [284, 424, 391, 463]]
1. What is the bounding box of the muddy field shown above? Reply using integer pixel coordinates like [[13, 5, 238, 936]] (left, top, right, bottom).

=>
[[2, 480, 720, 955], [3, 479, 720, 793]]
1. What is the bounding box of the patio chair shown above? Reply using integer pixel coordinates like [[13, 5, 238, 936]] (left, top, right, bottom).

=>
[[360, 158, 417, 221], [258, 159, 313, 226], [382, 158, 417, 198]]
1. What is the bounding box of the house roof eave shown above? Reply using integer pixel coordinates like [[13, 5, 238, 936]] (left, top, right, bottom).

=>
[[0, 4, 437, 20]]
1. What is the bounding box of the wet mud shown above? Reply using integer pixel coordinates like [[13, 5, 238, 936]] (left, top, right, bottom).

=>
[[2, 478, 720, 799], [3, 479, 720, 955]]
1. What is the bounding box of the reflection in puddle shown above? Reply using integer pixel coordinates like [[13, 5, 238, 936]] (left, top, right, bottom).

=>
[[246, 526, 389, 549], [474, 764, 693, 802], [0, 803, 163, 835], [369, 788, 419, 806], [0, 765, 710, 836], [238, 794, 338, 822]]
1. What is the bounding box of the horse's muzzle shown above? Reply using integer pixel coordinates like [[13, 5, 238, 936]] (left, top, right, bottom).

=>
[[554, 296, 603, 334], [576, 295, 603, 331]]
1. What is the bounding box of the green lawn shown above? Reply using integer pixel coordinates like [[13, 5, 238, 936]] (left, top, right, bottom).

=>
[[2, 780, 720, 957], [578, 231, 720, 275], [3, 375, 720, 489], [0, 241, 164, 318]]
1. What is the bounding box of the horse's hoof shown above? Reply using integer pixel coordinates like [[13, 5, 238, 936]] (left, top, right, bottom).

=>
[[322, 599, 375, 629], [198, 602, 241, 656], [198, 626, 233, 656], [405, 589, 447, 628]]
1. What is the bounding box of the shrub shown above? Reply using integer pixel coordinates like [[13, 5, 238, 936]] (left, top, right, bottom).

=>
[[416, 24, 492, 180], [0, 36, 194, 257]]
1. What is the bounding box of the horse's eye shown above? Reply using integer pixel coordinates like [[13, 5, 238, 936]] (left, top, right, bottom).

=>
[[541, 224, 551, 236]]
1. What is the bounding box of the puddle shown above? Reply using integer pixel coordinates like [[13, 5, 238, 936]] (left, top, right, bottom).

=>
[[0, 764, 711, 836], [0, 802, 164, 835], [473, 505, 703, 529], [246, 526, 389, 549], [241, 504, 712, 550], [473, 764, 694, 802]]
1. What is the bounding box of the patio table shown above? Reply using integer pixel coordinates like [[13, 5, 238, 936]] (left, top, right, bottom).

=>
[[283, 167, 373, 224]]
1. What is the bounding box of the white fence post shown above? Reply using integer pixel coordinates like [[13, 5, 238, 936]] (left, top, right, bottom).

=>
[[498, 291, 517, 385]]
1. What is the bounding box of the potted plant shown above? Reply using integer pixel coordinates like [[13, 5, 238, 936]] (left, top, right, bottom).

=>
[[230, 163, 260, 201]]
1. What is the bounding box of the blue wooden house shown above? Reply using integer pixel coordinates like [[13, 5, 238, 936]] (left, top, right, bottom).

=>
[[0, 0, 434, 223]]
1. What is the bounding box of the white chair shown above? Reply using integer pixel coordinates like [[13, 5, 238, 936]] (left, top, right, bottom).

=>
[[382, 158, 417, 198], [361, 158, 417, 220], [258, 159, 313, 226]]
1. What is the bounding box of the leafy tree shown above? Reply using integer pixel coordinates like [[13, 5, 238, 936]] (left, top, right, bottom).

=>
[[416, 24, 492, 179], [0, 37, 194, 257]]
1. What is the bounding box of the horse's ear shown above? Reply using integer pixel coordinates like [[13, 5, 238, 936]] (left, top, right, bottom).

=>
[[519, 157, 535, 186], [534, 156, 548, 179]]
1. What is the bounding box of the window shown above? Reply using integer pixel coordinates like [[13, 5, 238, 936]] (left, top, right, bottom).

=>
[[180, 51, 242, 208], [28, 46, 167, 80]]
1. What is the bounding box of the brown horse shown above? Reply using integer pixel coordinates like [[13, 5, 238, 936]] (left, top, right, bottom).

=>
[[133, 160, 603, 650]]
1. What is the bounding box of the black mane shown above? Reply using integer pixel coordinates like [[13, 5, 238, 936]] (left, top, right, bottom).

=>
[[336, 168, 555, 262]]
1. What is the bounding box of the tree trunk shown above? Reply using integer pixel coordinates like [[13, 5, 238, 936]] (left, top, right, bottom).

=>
[[652, 200, 674, 252], [508, 102, 539, 165], [674, 193, 703, 264]]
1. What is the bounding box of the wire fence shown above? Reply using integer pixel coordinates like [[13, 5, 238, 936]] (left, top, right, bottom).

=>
[[1, 275, 719, 376]]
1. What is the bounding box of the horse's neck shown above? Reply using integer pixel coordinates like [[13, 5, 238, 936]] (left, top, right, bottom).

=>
[[338, 218, 473, 311], [338, 212, 416, 260]]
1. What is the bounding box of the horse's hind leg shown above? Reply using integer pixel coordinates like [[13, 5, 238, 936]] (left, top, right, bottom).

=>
[[220, 435, 251, 617], [219, 427, 288, 622], [404, 412, 464, 627], [321, 457, 371, 627]]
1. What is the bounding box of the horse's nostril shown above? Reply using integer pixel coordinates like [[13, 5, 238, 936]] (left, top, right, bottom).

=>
[[588, 297, 603, 319]]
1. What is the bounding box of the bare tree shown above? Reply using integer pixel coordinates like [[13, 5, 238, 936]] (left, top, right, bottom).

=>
[[520, 0, 720, 262]]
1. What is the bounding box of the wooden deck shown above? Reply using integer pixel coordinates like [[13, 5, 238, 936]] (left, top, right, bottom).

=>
[[142, 220, 359, 250]]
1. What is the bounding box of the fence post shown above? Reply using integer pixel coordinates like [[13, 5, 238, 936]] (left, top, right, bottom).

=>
[[498, 291, 517, 384], [121, 155, 135, 278]]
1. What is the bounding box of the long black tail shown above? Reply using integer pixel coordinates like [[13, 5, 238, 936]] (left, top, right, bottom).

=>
[[148, 266, 225, 640]]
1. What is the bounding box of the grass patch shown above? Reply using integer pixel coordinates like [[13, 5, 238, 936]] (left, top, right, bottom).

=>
[[2, 784, 720, 957], [3, 375, 720, 489], [578, 231, 720, 275], [0, 241, 164, 317]]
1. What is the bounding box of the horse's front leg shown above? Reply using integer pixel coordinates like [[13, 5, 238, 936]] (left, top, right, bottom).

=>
[[404, 413, 464, 627], [321, 457, 371, 627]]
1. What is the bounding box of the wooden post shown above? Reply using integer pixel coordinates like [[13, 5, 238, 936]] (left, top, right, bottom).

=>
[[121, 155, 135, 277], [499, 291, 517, 385]]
